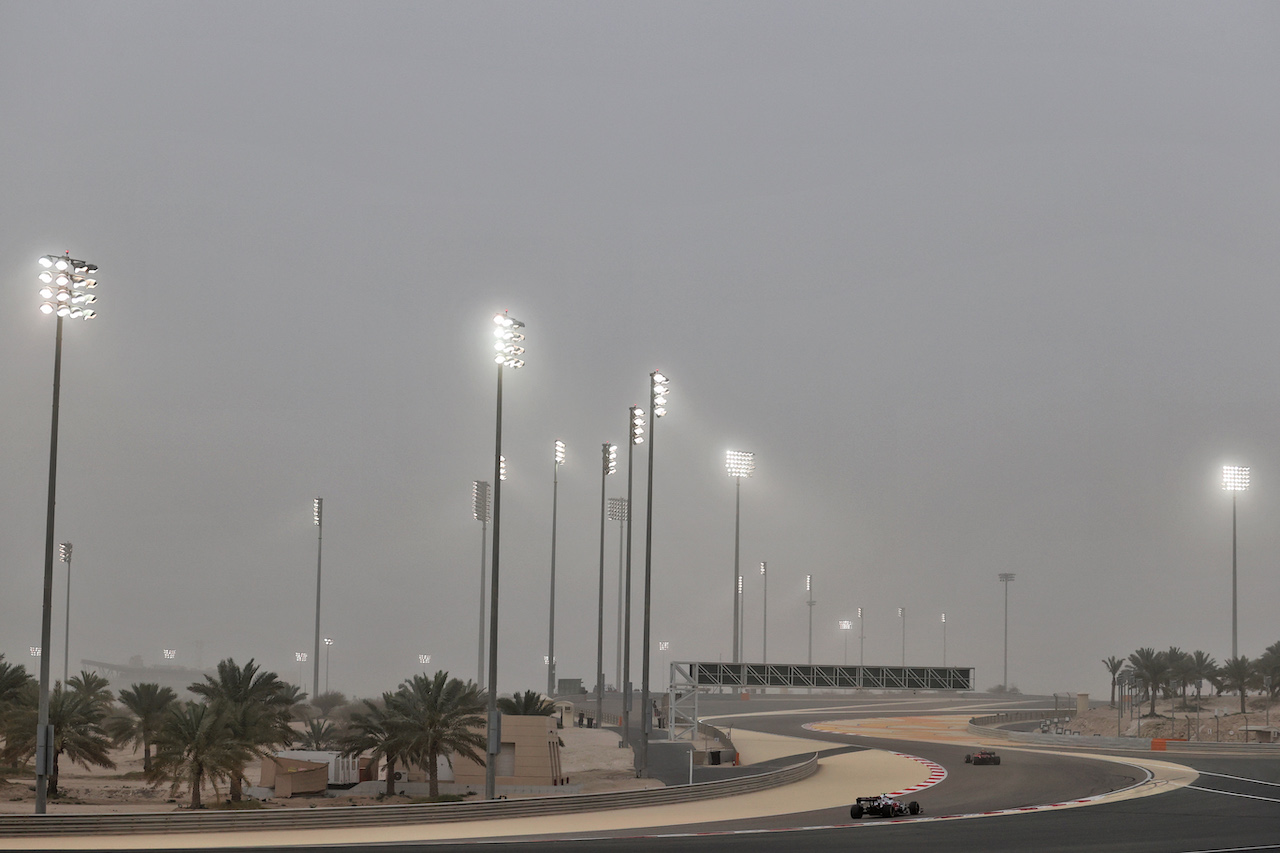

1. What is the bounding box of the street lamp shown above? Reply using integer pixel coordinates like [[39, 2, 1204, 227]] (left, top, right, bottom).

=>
[[547, 440, 566, 697], [472, 480, 490, 688], [486, 311, 525, 800], [1223, 465, 1249, 659], [622, 405, 644, 747], [608, 497, 628, 694], [312, 497, 323, 700], [323, 638, 334, 693], [898, 607, 906, 666], [759, 561, 768, 664], [596, 442, 618, 729], [34, 252, 99, 814], [726, 450, 754, 664], [998, 573, 1015, 689], [59, 542, 72, 686], [640, 370, 669, 777], [839, 620, 853, 665], [806, 575, 815, 666]]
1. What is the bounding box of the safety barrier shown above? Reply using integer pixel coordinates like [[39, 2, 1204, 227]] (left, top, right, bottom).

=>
[[0, 752, 818, 838], [969, 713, 1280, 754]]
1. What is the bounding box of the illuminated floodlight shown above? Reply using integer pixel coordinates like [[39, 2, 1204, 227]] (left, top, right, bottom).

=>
[[1223, 466, 1250, 492], [604, 443, 617, 475], [163, 649, 176, 660], [806, 574, 812, 592], [839, 620, 853, 630], [418, 654, 432, 665], [607, 497, 628, 522], [324, 637, 334, 646], [313, 497, 323, 526], [472, 480, 490, 523], [726, 450, 755, 478], [555, 440, 566, 466], [492, 313, 526, 368], [30, 647, 41, 657], [631, 407, 645, 444], [499, 455, 507, 480], [658, 641, 669, 651], [651, 372, 669, 417], [295, 652, 308, 663]]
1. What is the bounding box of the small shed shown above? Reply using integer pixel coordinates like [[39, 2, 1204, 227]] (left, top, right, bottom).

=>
[[259, 755, 328, 797]]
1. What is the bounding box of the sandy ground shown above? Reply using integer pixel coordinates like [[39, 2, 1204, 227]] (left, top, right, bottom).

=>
[[1069, 693, 1280, 742], [0, 724, 653, 814]]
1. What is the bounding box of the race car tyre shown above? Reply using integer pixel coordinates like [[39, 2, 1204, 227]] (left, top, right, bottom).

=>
[[908, 801, 921, 815], [993, 756, 1001, 765], [850, 804, 864, 819], [964, 754, 972, 763]]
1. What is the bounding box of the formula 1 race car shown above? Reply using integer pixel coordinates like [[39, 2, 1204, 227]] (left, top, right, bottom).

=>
[[850, 795, 922, 819], [964, 750, 1001, 765]]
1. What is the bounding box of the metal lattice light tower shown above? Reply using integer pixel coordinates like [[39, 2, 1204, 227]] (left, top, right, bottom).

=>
[[839, 619, 853, 665], [59, 542, 72, 686], [323, 638, 334, 694], [1223, 465, 1250, 659], [806, 575, 815, 665], [547, 440, 566, 696], [608, 497, 628, 694], [998, 573, 1015, 689], [760, 561, 768, 664], [640, 371, 668, 777], [898, 607, 906, 666], [472, 480, 491, 687], [487, 311, 525, 800], [941, 613, 947, 666], [622, 405, 644, 747], [596, 443, 617, 728], [726, 450, 755, 663], [34, 252, 99, 815], [312, 498, 323, 699]]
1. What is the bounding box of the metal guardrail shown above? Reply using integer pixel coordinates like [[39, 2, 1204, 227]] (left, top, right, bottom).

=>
[[0, 753, 818, 838]]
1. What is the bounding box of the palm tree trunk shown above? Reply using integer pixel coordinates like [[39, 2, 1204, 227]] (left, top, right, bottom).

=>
[[48, 751, 60, 799], [190, 769, 203, 809], [143, 738, 152, 773], [230, 771, 243, 802], [385, 757, 397, 797], [428, 750, 439, 799]]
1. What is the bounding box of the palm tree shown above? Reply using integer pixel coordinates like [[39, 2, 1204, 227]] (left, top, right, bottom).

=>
[[107, 683, 178, 772], [2, 682, 116, 798], [299, 718, 340, 750], [1187, 650, 1218, 703], [1127, 647, 1170, 717], [189, 658, 295, 801], [311, 691, 348, 720], [1218, 656, 1260, 715], [1257, 642, 1280, 698], [149, 701, 247, 809], [393, 672, 487, 799], [1102, 657, 1124, 708], [339, 694, 404, 797], [67, 671, 114, 706], [0, 655, 34, 729], [497, 689, 555, 716], [1166, 647, 1191, 704]]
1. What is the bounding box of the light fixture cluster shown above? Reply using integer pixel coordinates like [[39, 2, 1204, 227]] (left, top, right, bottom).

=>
[[418, 653, 432, 665], [726, 450, 755, 478], [499, 455, 508, 481], [472, 480, 490, 522], [163, 649, 177, 660], [631, 406, 646, 444], [603, 443, 617, 475], [555, 440, 566, 466], [651, 372, 669, 417], [607, 497, 628, 522], [839, 620, 853, 630], [1223, 465, 1250, 492], [58, 542, 72, 562], [38, 254, 99, 319], [493, 313, 526, 368], [313, 497, 323, 526], [295, 652, 308, 662]]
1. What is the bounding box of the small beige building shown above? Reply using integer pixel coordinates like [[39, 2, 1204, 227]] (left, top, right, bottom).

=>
[[258, 755, 328, 797], [384, 714, 566, 790]]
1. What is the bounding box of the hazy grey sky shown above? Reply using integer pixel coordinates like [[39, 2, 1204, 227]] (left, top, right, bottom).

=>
[[4, 1, 1279, 701]]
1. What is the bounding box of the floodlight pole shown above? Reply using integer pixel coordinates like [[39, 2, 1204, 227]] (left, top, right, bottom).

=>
[[473, 481, 490, 688], [999, 573, 1015, 689], [548, 441, 565, 697], [34, 252, 100, 815], [1222, 466, 1249, 659], [596, 443, 616, 729], [622, 405, 644, 747], [640, 372, 668, 777], [312, 498, 323, 699], [760, 561, 768, 664], [59, 542, 72, 686]]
